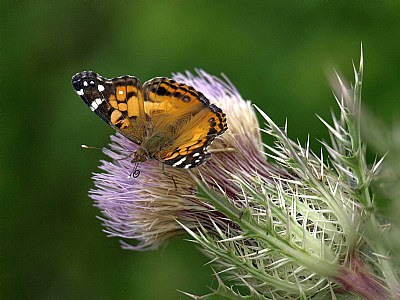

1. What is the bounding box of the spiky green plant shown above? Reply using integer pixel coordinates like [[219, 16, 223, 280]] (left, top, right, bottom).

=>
[[178, 52, 398, 299]]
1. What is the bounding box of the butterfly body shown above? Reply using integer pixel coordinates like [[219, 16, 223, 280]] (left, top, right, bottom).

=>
[[72, 71, 227, 168]]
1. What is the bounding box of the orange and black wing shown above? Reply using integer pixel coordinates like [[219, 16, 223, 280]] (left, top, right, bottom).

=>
[[143, 78, 228, 168], [72, 71, 146, 145], [142, 77, 209, 131]]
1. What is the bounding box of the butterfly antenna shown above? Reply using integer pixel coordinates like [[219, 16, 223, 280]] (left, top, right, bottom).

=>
[[128, 162, 140, 178], [81, 144, 102, 150]]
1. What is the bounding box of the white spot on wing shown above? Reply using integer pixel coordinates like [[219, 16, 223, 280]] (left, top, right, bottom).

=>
[[95, 98, 102, 105], [193, 153, 200, 157], [98, 84, 105, 92], [118, 90, 124, 95], [90, 101, 98, 111], [77, 89, 84, 96], [83, 81, 88, 86], [184, 164, 192, 169], [89, 80, 94, 85], [172, 157, 186, 167]]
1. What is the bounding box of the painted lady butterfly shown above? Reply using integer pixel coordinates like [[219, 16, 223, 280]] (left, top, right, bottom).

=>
[[72, 71, 227, 169]]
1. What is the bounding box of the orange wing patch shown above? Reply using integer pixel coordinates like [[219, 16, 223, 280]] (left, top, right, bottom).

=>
[[108, 78, 146, 143], [143, 78, 207, 129]]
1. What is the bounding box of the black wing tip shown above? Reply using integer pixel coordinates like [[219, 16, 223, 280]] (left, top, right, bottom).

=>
[[71, 70, 97, 81], [71, 71, 99, 90]]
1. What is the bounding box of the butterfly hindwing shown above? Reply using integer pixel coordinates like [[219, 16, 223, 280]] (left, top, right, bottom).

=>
[[154, 97, 228, 168]]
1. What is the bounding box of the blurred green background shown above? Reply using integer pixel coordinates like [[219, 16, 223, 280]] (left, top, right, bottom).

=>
[[3, 1, 400, 299]]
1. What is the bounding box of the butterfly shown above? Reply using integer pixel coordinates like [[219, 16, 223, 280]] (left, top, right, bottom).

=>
[[71, 71, 228, 169]]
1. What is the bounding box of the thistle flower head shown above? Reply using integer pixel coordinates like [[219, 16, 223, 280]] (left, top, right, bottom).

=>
[[90, 70, 265, 250]]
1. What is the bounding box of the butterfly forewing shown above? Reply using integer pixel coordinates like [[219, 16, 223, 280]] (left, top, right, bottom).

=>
[[72, 71, 146, 145]]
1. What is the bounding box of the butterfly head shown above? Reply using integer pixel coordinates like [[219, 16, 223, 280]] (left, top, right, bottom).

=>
[[132, 146, 150, 163]]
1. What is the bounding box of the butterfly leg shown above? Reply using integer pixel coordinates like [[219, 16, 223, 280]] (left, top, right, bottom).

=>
[[128, 162, 141, 178], [169, 175, 178, 191], [161, 161, 178, 191], [116, 150, 136, 161], [112, 151, 140, 178]]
